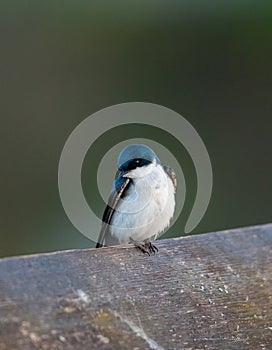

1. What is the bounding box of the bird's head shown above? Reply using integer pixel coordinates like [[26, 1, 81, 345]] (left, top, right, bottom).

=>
[[118, 144, 160, 178]]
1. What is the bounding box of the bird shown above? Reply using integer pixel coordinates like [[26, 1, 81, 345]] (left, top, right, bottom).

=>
[[96, 144, 177, 254]]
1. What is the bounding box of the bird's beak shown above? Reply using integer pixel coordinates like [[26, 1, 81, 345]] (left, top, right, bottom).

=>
[[116, 169, 128, 178], [121, 170, 129, 177]]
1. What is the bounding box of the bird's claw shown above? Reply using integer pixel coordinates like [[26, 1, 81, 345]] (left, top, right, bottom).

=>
[[134, 243, 151, 255], [131, 238, 158, 255], [144, 240, 158, 254]]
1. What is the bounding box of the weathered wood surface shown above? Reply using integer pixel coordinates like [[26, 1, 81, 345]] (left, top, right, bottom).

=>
[[0, 224, 272, 350]]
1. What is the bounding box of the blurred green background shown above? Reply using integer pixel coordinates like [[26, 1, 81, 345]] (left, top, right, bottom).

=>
[[0, 1, 271, 258]]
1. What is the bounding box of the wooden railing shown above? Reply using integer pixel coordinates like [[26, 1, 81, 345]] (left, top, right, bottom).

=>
[[0, 223, 271, 349]]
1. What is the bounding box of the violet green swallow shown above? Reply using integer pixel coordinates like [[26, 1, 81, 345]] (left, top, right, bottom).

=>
[[96, 144, 177, 254]]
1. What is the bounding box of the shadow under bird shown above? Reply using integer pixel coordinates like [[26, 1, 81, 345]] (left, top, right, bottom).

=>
[[96, 144, 177, 254]]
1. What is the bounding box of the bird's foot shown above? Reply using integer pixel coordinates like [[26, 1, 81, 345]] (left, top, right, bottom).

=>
[[130, 238, 158, 255], [144, 239, 158, 254]]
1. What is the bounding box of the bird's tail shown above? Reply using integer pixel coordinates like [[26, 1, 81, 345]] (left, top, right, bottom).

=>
[[96, 242, 104, 248]]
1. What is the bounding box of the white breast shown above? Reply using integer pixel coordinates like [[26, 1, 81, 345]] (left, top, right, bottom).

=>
[[105, 163, 176, 246]]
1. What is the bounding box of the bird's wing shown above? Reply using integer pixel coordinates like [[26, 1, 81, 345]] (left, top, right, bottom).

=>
[[162, 165, 177, 192], [96, 176, 131, 248]]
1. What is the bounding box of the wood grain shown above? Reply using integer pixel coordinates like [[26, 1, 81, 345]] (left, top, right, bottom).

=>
[[0, 224, 272, 350]]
